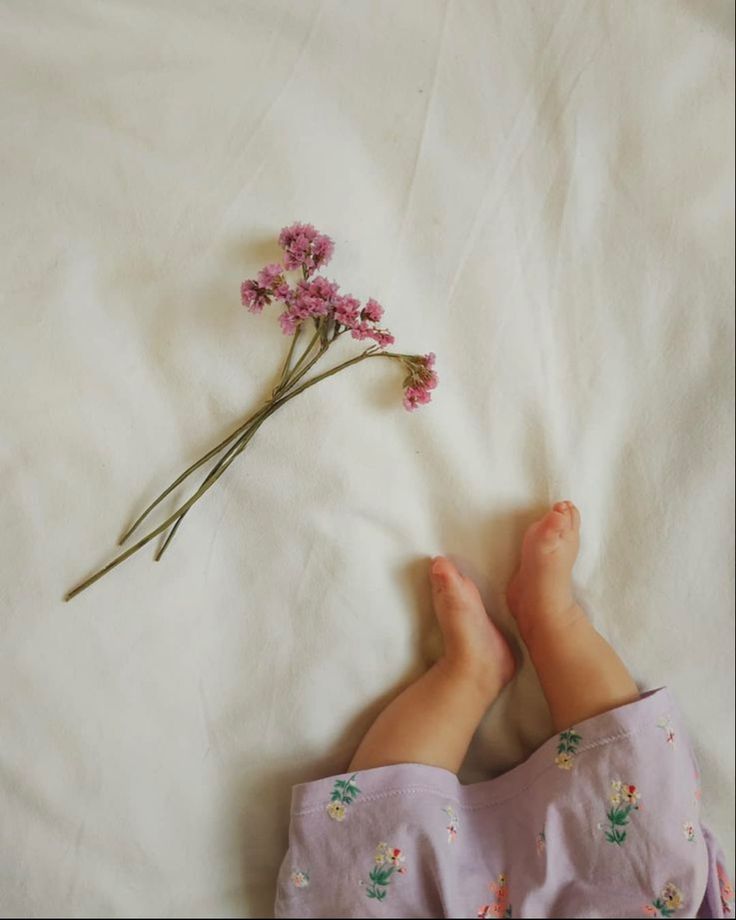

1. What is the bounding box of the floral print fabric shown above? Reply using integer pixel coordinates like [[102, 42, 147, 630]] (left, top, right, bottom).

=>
[[275, 689, 731, 918]]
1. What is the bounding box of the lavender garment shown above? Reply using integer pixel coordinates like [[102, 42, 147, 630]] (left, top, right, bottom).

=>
[[276, 690, 734, 919]]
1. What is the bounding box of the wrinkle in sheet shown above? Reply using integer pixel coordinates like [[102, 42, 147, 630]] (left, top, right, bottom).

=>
[[445, 0, 593, 309], [389, 0, 450, 286]]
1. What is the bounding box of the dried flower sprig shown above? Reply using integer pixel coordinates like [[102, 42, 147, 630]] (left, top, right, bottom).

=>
[[65, 223, 438, 600]]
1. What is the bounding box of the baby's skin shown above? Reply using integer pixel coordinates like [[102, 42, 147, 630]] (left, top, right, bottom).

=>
[[350, 502, 639, 774]]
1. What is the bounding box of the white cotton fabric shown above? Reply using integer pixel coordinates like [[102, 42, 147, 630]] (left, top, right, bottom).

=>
[[0, 1, 733, 917]]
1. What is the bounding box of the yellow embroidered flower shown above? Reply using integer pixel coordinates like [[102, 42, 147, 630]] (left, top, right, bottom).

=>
[[375, 854, 385, 865], [555, 752, 574, 770], [662, 882, 683, 911], [326, 801, 346, 822]]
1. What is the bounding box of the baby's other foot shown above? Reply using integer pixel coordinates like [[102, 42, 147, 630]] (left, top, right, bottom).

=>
[[506, 501, 584, 641], [430, 557, 516, 703]]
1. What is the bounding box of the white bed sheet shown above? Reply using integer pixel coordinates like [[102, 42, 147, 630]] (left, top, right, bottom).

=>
[[1, 1, 733, 916]]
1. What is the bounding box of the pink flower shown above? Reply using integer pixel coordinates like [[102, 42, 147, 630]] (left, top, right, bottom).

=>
[[350, 321, 373, 342], [401, 353, 439, 410], [278, 310, 299, 335], [240, 279, 271, 314], [257, 263, 290, 299], [350, 322, 395, 347], [362, 298, 384, 323], [643, 906, 658, 917], [335, 294, 361, 327], [278, 222, 334, 276], [403, 386, 432, 411]]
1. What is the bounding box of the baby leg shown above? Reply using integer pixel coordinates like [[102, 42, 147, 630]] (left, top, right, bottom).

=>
[[507, 501, 639, 731], [349, 557, 515, 774]]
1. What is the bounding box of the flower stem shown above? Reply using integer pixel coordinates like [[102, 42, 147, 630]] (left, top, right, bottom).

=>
[[118, 402, 272, 544], [65, 348, 380, 600], [273, 323, 302, 395], [154, 415, 264, 559], [120, 328, 329, 546]]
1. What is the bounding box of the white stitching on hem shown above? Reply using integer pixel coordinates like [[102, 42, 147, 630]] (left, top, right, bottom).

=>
[[291, 726, 642, 817]]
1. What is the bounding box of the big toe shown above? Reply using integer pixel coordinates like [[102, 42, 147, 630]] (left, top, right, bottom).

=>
[[430, 557, 472, 615], [526, 501, 580, 555], [552, 500, 580, 531]]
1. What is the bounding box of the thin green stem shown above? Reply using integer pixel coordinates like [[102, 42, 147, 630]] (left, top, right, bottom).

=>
[[65, 348, 380, 601], [154, 417, 264, 559], [118, 402, 272, 544], [275, 328, 322, 394], [273, 323, 302, 394]]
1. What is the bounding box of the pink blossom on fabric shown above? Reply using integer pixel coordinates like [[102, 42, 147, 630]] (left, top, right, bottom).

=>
[[403, 385, 432, 411], [240, 279, 270, 314], [278, 222, 334, 276], [350, 321, 373, 341], [278, 310, 299, 335], [335, 295, 361, 327], [277, 277, 341, 334], [256, 263, 290, 299], [350, 322, 395, 347], [362, 298, 384, 323], [372, 328, 395, 347], [401, 353, 439, 410]]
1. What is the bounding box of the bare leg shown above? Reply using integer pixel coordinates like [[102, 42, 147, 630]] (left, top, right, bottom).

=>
[[507, 501, 639, 731], [349, 557, 515, 773]]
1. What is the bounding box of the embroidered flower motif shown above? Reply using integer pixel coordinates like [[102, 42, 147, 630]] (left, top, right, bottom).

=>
[[718, 864, 735, 917], [601, 780, 641, 845], [326, 801, 346, 822], [644, 882, 684, 917], [326, 773, 361, 821], [290, 870, 310, 889], [443, 805, 459, 843], [657, 715, 676, 746], [363, 843, 407, 901], [555, 729, 582, 769], [682, 821, 695, 843], [536, 830, 546, 854], [477, 874, 512, 918]]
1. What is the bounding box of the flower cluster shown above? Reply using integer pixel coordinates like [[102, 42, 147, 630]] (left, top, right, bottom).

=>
[[477, 874, 512, 918], [610, 780, 640, 808], [402, 352, 439, 411], [601, 779, 641, 846], [364, 843, 408, 902], [443, 805, 459, 843], [326, 773, 361, 822], [290, 870, 310, 889], [682, 821, 696, 843], [240, 222, 397, 349], [374, 842, 407, 873], [718, 865, 735, 917], [644, 882, 684, 917], [555, 729, 582, 770], [278, 222, 334, 275], [64, 223, 440, 602]]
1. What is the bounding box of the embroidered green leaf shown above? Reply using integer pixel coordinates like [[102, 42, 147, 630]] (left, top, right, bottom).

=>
[[376, 889, 387, 901], [610, 807, 631, 826]]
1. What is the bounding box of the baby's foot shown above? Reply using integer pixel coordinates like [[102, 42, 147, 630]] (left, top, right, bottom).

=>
[[506, 501, 584, 642], [430, 557, 516, 703]]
